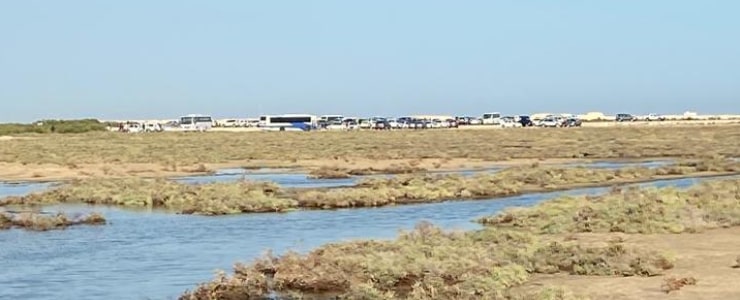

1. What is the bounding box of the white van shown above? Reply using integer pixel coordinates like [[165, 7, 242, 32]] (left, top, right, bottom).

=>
[[482, 112, 501, 125]]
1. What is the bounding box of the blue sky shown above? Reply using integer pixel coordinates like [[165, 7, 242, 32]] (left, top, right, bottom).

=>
[[1, 0, 738, 122]]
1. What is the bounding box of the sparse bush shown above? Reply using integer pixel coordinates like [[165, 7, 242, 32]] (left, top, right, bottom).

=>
[[661, 276, 697, 293], [479, 179, 740, 234], [182, 223, 671, 299], [179, 177, 740, 299]]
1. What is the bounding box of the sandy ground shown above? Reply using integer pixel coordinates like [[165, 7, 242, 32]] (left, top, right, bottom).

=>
[[0, 162, 199, 182], [0, 157, 670, 182], [518, 227, 740, 300], [0, 136, 36, 141]]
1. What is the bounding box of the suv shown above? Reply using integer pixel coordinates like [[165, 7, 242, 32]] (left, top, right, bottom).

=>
[[616, 113, 635, 122], [518, 115, 533, 127], [563, 118, 582, 127], [372, 120, 390, 130]]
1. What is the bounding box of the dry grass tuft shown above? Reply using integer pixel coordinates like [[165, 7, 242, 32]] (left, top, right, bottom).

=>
[[660, 276, 698, 294]]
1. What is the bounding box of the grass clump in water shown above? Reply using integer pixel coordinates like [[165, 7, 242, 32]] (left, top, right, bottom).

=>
[[294, 160, 739, 209], [307, 163, 427, 179], [307, 167, 352, 179], [0, 211, 106, 231], [2, 178, 297, 215]]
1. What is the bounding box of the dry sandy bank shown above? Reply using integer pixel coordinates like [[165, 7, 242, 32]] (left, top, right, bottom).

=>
[[518, 226, 740, 299]]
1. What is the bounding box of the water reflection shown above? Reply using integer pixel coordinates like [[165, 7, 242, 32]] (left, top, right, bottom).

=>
[[0, 181, 55, 198], [0, 175, 727, 300], [173, 168, 358, 188], [564, 159, 671, 169]]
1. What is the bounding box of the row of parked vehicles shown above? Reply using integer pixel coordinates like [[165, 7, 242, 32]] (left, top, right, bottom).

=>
[[615, 113, 667, 122], [316, 113, 584, 131], [319, 117, 460, 130]]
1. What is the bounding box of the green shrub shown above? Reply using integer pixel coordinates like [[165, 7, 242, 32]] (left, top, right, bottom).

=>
[[0, 119, 107, 135]]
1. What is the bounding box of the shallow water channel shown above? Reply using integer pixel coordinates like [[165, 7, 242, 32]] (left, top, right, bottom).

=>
[[172, 159, 672, 187], [0, 170, 722, 300]]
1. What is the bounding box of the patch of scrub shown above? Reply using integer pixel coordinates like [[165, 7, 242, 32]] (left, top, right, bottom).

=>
[[0, 175, 726, 300]]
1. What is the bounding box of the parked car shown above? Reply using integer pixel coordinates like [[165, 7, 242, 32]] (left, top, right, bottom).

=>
[[538, 116, 562, 127], [469, 118, 483, 125], [446, 118, 459, 128], [324, 121, 346, 130], [563, 118, 582, 127], [455, 116, 472, 126], [317, 120, 329, 129], [646, 113, 666, 121], [372, 120, 390, 130], [342, 119, 360, 130], [518, 115, 534, 127], [616, 113, 635, 122], [427, 119, 440, 129], [396, 117, 413, 129], [358, 119, 372, 129], [142, 122, 163, 133], [500, 116, 522, 128]]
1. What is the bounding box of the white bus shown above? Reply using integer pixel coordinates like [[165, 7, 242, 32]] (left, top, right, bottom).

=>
[[258, 114, 318, 131], [179, 114, 213, 132], [482, 112, 502, 125]]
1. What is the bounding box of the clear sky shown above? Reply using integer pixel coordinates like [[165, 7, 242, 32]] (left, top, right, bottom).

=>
[[1, 0, 738, 122]]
